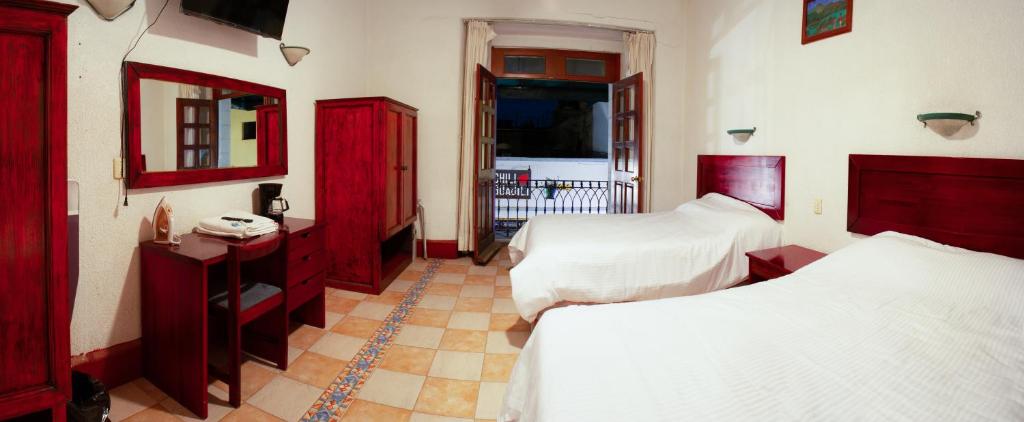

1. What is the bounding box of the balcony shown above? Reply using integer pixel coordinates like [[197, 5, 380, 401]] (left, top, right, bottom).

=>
[[495, 169, 608, 238]]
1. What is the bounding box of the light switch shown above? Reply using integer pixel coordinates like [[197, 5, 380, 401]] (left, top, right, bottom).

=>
[[813, 198, 822, 215]]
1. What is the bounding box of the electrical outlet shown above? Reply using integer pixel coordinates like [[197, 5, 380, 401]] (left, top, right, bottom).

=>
[[813, 198, 823, 215], [113, 158, 123, 180]]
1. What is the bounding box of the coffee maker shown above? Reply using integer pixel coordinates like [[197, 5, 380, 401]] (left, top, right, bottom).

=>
[[257, 183, 290, 223]]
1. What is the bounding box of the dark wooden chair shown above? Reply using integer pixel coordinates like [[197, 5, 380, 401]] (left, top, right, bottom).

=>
[[207, 229, 289, 407]]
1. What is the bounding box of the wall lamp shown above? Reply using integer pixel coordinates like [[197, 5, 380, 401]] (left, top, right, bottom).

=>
[[727, 127, 756, 142], [85, 0, 135, 20], [280, 44, 311, 66], [917, 111, 981, 137]]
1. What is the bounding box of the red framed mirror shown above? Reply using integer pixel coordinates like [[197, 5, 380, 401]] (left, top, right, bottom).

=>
[[124, 62, 287, 188]]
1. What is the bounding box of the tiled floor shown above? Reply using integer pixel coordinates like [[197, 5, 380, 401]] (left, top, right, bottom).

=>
[[111, 248, 524, 421]]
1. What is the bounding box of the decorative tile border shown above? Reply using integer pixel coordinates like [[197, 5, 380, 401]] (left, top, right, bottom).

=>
[[302, 260, 442, 421]]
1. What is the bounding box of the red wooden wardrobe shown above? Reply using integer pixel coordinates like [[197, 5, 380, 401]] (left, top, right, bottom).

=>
[[0, 0, 75, 420], [316, 97, 417, 294]]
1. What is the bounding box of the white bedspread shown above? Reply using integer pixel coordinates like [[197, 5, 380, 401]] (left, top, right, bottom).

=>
[[499, 232, 1024, 421], [507, 193, 782, 321]]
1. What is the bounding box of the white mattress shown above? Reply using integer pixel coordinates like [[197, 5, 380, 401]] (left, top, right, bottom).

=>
[[507, 193, 782, 321], [499, 232, 1024, 421]]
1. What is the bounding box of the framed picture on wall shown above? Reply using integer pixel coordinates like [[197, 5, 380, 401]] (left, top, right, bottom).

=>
[[802, 0, 853, 44]]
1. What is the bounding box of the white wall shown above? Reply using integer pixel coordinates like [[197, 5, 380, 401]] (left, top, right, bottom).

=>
[[497, 157, 608, 182], [681, 0, 1024, 253], [65, 0, 368, 355], [363, 0, 688, 242]]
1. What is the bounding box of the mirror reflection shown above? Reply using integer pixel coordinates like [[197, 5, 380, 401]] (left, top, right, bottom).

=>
[[139, 79, 280, 172]]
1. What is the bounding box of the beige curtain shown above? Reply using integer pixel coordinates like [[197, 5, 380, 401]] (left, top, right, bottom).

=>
[[456, 21, 497, 252], [623, 31, 655, 212]]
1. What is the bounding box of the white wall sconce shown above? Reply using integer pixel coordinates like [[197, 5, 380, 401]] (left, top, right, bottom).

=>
[[917, 111, 981, 137], [85, 0, 136, 20], [727, 127, 756, 142], [280, 44, 311, 66]]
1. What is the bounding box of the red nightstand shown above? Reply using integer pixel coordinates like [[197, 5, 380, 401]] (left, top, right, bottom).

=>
[[745, 245, 827, 283]]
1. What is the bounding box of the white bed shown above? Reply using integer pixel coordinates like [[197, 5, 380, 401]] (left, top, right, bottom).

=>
[[499, 232, 1024, 421], [507, 193, 783, 321]]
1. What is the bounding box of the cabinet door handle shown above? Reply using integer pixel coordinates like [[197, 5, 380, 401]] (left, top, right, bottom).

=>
[[302, 255, 312, 261], [399, 165, 409, 171], [301, 232, 311, 239]]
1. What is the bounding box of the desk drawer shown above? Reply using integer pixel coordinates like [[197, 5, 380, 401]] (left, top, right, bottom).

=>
[[289, 249, 325, 286], [290, 225, 324, 261], [288, 274, 323, 311]]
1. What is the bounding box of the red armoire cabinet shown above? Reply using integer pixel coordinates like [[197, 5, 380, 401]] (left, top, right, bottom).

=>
[[0, 1, 75, 420], [316, 97, 417, 294]]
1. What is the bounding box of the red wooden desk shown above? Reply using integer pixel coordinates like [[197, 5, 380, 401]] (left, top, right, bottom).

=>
[[139, 217, 325, 418]]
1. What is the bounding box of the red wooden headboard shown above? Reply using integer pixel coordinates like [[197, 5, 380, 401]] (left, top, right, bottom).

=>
[[697, 155, 785, 220], [848, 154, 1024, 259]]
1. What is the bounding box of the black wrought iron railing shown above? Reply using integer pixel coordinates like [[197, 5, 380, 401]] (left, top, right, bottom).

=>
[[495, 178, 608, 238]]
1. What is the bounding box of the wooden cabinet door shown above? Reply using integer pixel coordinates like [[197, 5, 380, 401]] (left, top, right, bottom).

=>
[[399, 111, 417, 226], [0, 2, 72, 419], [384, 106, 402, 236]]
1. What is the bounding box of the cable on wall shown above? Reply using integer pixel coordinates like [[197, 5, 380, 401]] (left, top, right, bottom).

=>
[[118, 0, 170, 206]]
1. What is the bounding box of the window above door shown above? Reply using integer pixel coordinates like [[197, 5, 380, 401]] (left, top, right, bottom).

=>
[[491, 48, 621, 83]]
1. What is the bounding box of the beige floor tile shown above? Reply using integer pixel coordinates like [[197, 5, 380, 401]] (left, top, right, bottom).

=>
[[468, 266, 498, 276], [489, 299, 517, 314], [387, 279, 417, 293], [418, 295, 457, 311], [332, 316, 383, 338], [453, 298, 492, 313], [439, 330, 487, 353], [123, 404, 183, 422], [447, 312, 490, 331], [428, 351, 484, 381], [134, 377, 168, 402], [109, 379, 160, 421], [345, 399, 413, 422], [283, 351, 348, 388], [367, 291, 408, 305], [325, 311, 344, 329], [433, 273, 466, 285], [475, 382, 507, 420], [493, 286, 512, 298], [448, 257, 474, 266], [459, 285, 494, 298], [325, 296, 361, 314], [408, 259, 430, 270], [380, 345, 437, 375], [464, 275, 495, 285], [494, 276, 510, 286], [398, 270, 426, 281], [426, 283, 463, 297], [358, 369, 426, 410], [288, 346, 304, 365], [481, 354, 518, 382], [488, 314, 530, 332], [247, 376, 323, 421], [414, 377, 480, 418], [409, 412, 473, 422], [308, 332, 367, 361], [159, 385, 232, 422], [332, 289, 369, 301], [407, 309, 452, 328], [209, 360, 279, 402], [220, 404, 284, 422], [438, 264, 470, 274], [288, 324, 326, 350], [349, 301, 395, 321], [485, 331, 529, 354], [394, 325, 445, 349]]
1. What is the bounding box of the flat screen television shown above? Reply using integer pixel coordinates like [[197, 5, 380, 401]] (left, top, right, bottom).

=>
[[181, 0, 290, 40]]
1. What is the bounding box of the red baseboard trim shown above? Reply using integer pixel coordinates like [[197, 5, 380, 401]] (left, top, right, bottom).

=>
[[416, 239, 460, 259], [70, 339, 142, 389]]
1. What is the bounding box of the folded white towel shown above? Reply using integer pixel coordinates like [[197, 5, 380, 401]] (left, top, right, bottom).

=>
[[196, 210, 279, 239]]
